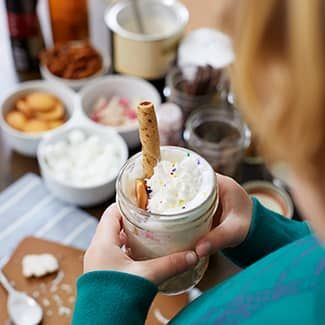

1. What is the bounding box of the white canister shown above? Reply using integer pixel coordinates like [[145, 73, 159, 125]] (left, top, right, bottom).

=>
[[105, 0, 189, 80]]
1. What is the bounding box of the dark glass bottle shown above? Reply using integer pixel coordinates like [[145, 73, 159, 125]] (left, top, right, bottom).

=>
[[48, 0, 89, 44], [5, 0, 44, 81]]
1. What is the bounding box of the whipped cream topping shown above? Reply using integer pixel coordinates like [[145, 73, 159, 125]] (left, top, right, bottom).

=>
[[123, 148, 215, 215], [146, 156, 202, 213], [131, 148, 215, 215]]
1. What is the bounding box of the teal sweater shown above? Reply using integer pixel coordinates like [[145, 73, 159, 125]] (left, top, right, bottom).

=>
[[73, 199, 325, 324]]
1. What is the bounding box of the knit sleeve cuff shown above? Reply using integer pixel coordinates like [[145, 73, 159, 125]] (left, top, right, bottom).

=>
[[72, 270, 158, 325], [223, 198, 311, 267]]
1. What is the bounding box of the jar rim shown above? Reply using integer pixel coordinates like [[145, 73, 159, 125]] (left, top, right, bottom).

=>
[[116, 146, 217, 221]]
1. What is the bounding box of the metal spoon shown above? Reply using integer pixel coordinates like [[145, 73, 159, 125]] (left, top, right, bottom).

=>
[[0, 270, 43, 325], [133, 0, 145, 34]]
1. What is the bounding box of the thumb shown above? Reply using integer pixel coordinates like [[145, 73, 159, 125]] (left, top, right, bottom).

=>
[[140, 251, 198, 285]]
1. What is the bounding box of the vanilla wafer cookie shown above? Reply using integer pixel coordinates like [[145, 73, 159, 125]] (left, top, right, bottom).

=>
[[36, 102, 65, 121], [137, 101, 160, 178], [26, 92, 56, 112]]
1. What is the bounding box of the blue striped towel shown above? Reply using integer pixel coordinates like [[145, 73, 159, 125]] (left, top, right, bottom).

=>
[[0, 173, 98, 266]]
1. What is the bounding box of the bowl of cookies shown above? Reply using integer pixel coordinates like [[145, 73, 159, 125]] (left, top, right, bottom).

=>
[[40, 41, 110, 91], [0, 80, 75, 156]]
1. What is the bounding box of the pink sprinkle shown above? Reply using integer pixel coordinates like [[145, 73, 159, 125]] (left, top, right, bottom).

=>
[[90, 113, 100, 122], [119, 98, 130, 107], [144, 231, 155, 240], [125, 108, 137, 120]]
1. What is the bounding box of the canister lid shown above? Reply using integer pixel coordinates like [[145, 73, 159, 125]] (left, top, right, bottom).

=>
[[178, 28, 235, 69]]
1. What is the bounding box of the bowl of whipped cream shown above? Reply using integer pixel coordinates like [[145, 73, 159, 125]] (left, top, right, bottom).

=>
[[37, 125, 128, 206]]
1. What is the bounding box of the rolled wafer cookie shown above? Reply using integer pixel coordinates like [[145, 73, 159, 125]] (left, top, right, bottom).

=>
[[137, 101, 160, 178]]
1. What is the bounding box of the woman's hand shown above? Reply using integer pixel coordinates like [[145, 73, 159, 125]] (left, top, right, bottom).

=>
[[196, 175, 253, 257], [84, 204, 198, 286]]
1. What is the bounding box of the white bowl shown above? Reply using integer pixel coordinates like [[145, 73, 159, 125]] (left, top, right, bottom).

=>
[[79, 75, 161, 148], [0, 81, 76, 157], [37, 124, 128, 207], [40, 55, 111, 91]]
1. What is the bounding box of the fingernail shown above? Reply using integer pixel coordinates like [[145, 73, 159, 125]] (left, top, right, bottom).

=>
[[196, 242, 211, 257], [186, 252, 198, 266]]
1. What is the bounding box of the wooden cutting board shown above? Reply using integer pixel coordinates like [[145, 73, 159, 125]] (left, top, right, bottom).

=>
[[0, 237, 189, 324], [146, 292, 189, 324], [0, 237, 84, 324]]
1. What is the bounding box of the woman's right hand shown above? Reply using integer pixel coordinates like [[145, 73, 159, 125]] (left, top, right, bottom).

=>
[[196, 174, 253, 257]]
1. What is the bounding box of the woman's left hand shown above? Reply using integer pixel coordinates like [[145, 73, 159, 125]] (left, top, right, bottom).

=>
[[84, 204, 199, 286]]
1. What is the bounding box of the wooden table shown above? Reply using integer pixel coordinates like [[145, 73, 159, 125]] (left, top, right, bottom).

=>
[[0, 0, 240, 289]]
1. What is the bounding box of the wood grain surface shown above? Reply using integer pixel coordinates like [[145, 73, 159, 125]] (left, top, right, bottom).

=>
[[0, 237, 84, 325]]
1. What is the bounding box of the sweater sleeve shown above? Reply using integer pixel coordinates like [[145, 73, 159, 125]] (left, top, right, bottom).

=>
[[223, 197, 311, 268], [72, 271, 158, 325]]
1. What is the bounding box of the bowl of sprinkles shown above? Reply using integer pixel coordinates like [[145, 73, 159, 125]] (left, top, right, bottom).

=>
[[79, 75, 161, 148]]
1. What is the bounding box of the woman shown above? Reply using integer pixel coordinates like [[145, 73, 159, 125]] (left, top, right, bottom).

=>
[[73, 0, 325, 323]]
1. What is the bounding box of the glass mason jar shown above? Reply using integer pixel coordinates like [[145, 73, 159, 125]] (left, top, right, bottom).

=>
[[165, 65, 228, 120], [116, 146, 218, 295], [184, 106, 251, 177]]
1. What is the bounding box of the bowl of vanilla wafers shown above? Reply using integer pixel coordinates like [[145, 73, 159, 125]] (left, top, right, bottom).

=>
[[0, 81, 76, 156]]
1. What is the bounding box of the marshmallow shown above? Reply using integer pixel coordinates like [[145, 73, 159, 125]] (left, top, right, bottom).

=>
[[43, 129, 122, 187], [22, 254, 59, 278]]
